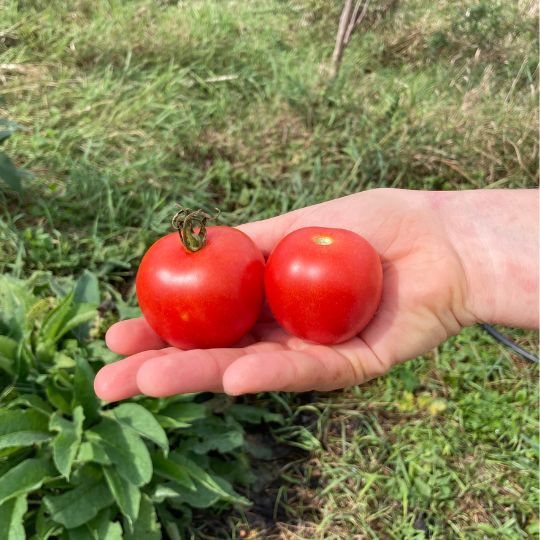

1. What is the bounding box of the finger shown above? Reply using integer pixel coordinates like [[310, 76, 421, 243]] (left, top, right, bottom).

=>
[[93, 348, 175, 401], [222, 338, 391, 395], [136, 342, 285, 397], [105, 317, 168, 356]]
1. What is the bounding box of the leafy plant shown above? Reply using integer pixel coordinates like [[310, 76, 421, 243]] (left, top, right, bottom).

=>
[[0, 119, 26, 193], [0, 273, 283, 538]]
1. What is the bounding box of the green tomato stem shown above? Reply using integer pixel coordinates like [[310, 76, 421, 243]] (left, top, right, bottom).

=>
[[171, 206, 220, 252]]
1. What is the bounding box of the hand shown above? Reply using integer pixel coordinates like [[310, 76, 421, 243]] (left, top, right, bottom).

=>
[[94, 188, 478, 401]]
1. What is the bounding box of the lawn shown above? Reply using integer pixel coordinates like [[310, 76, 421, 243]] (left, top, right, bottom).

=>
[[0, 0, 538, 538]]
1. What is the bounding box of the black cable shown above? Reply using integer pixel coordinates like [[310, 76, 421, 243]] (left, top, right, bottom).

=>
[[481, 323, 539, 363]]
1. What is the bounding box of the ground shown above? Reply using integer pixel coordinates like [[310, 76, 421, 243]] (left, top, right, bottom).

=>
[[0, 0, 538, 538]]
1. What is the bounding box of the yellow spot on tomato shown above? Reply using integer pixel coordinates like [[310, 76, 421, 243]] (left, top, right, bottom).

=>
[[312, 235, 333, 246], [180, 312, 190, 322]]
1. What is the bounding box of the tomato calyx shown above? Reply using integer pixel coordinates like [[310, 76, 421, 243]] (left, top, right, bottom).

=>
[[171, 206, 220, 252]]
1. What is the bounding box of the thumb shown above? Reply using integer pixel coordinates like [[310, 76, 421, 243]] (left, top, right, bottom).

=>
[[235, 210, 302, 256]]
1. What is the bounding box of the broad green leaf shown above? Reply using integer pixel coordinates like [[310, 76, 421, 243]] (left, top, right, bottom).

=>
[[161, 508, 182, 540], [0, 457, 56, 506], [0, 409, 51, 450], [114, 295, 141, 321], [153, 473, 250, 509], [53, 351, 76, 368], [73, 271, 100, 305], [144, 393, 200, 413], [210, 455, 257, 485], [67, 527, 96, 540], [73, 355, 100, 425], [0, 335, 17, 359], [98, 521, 123, 540], [85, 340, 118, 365], [26, 297, 52, 325], [7, 394, 53, 415], [48, 276, 71, 299], [0, 447, 23, 460], [50, 406, 84, 479], [154, 415, 190, 429], [57, 303, 96, 341], [73, 271, 100, 341], [152, 453, 196, 491], [15, 337, 35, 380], [77, 441, 111, 465], [0, 355, 14, 375], [0, 494, 27, 540], [94, 512, 123, 540], [103, 466, 141, 528], [43, 473, 114, 529], [108, 403, 168, 453], [228, 404, 284, 425], [0, 152, 22, 192], [195, 474, 249, 507], [0, 430, 51, 449], [46, 382, 73, 414], [152, 483, 184, 502], [159, 402, 207, 424], [89, 418, 152, 487], [124, 494, 161, 540], [68, 518, 122, 540], [40, 291, 76, 342], [0, 275, 36, 337], [182, 416, 244, 454], [40, 290, 96, 344], [99, 521, 123, 540], [167, 453, 249, 505], [189, 420, 244, 454], [35, 340, 55, 363], [36, 503, 63, 539], [154, 481, 220, 509]]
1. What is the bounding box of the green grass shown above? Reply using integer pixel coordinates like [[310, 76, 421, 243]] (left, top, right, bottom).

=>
[[1, 0, 538, 537]]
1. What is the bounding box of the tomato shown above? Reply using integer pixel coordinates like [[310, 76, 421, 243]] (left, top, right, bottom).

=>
[[264, 226, 383, 344], [136, 209, 264, 349]]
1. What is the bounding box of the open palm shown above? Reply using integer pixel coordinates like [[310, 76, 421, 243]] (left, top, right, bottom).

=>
[[94, 189, 474, 401]]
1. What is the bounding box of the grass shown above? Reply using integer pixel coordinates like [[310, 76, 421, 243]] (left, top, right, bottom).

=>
[[1, 0, 538, 537]]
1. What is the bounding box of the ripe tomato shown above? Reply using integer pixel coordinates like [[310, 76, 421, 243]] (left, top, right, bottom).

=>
[[136, 209, 264, 349], [265, 227, 383, 344]]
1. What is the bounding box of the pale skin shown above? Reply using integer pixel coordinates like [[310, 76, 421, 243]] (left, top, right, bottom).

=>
[[93, 188, 539, 402]]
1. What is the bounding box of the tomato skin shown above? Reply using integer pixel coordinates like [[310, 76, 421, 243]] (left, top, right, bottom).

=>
[[136, 226, 264, 349], [265, 227, 383, 344]]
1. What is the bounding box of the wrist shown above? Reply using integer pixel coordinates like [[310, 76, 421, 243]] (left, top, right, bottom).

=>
[[429, 189, 539, 329]]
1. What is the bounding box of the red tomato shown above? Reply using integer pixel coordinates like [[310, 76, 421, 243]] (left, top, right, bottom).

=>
[[136, 218, 264, 349], [265, 227, 383, 344]]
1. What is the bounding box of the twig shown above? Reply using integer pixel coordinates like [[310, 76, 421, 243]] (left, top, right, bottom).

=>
[[344, 2, 362, 45], [344, 0, 370, 45], [329, 0, 354, 79]]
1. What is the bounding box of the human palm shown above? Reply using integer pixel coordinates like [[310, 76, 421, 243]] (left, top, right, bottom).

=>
[[94, 189, 474, 401]]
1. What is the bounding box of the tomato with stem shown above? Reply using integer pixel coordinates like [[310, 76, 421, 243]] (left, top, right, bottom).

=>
[[136, 208, 264, 349]]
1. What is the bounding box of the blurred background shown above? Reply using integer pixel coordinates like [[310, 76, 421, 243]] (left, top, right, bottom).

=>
[[0, 1, 538, 538]]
